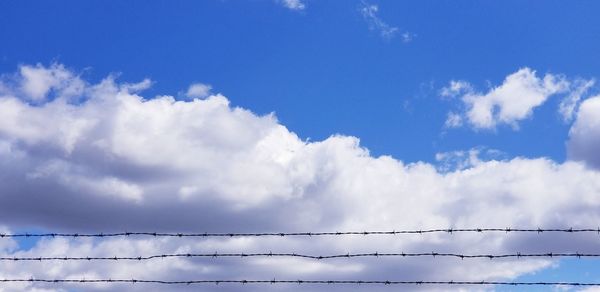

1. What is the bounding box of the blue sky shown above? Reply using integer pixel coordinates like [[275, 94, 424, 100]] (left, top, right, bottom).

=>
[[2, 1, 600, 291], [3, 0, 599, 162]]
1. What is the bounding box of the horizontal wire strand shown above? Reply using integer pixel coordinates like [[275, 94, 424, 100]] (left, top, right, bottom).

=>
[[2, 252, 600, 261], [2, 228, 600, 238], [1, 279, 600, 286]]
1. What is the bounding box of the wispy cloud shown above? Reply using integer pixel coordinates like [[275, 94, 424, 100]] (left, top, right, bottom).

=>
[[360, 2, 411, 42], [279, 0, 305, 11], [559, 79, 595, 122], [400, 31, 414, 43]]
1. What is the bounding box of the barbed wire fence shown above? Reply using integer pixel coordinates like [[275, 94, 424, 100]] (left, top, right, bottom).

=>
[[1, 279, 600, 287], [2, 251, 600, 261], [3, 227, 600, 238], [2, 228, 600, 288]]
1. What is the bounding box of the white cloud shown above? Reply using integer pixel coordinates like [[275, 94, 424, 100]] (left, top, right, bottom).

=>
[[567, 95, 600, 170], [444, 112, 463, 128], [401, 32, 415, 43], [440, 80, 472, 99], [1, 64, 600, 291], [443, 68, 570, 130], [559, 79, 595, 122], [279, 0, 305, 11], [121, 78, 152, 93], [360, 2, 407, 41], [17, 63, 85, 102], [185, 83, 212, 99], [435, 147, 505, 172]]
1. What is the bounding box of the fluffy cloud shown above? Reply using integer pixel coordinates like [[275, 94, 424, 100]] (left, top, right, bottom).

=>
[[444, 68, 572, 130], [567, 95, 600, 170], [185, 83, 212, 99], [2, 64, 600, 291], [0, 63, 86, 102]]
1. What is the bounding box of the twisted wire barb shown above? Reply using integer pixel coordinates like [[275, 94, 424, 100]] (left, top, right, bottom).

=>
[[1, 228, 599, 238], [1, 279, 599, 286], [1, 252, 599, 261]]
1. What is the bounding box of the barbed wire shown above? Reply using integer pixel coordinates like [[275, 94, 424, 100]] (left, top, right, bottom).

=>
[[1, 278, 600, 286], [2, 228, 600, 238], [2, 251, 600, 261]]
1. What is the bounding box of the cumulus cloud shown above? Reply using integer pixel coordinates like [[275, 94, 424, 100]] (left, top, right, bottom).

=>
[[185, 83, 212, 99], [279, 0, 305, 11], [2, 64, 600, 291], [567, 95, 600, 170], [443, 68, 571, 130], [0, 63, 86, 102]]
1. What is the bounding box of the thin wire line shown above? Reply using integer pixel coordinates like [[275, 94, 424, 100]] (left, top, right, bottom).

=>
[[1, 279, 599, 286], [2, 228, 599, 238], [1, 252, 599, 261]]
